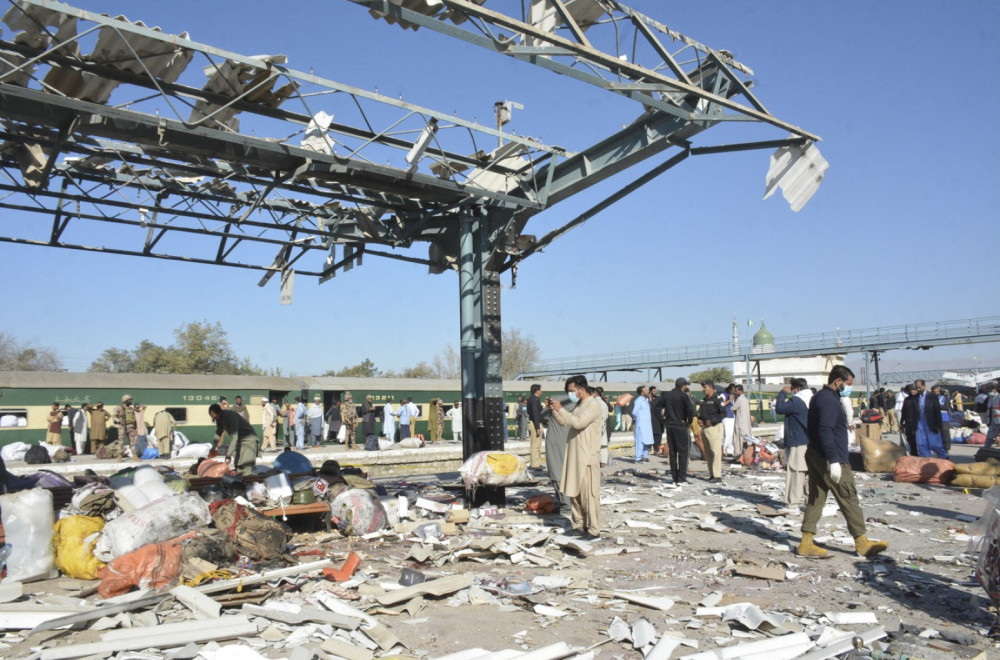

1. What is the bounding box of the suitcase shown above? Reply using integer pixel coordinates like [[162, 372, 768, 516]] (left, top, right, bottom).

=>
[[861, 409, 883, 424]]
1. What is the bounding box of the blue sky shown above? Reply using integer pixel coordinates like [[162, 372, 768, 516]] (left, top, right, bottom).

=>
[[2, 1, 998, 376]]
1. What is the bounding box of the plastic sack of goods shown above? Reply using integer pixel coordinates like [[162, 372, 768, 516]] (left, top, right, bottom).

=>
[[459, 451, 528, 488]]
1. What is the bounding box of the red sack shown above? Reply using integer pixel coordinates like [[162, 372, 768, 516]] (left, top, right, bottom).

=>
[[97, 530, 199, 598], [892, 456, 955, 484], [616, 393, 633, 408], [197, 459, 230, 478], [525, 493, 555, 514], [968, 433, 987, 446]]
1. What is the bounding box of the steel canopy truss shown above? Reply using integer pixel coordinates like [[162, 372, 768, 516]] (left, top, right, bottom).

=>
[[0, 0, 821, 505], [0, 0, 569, 278]]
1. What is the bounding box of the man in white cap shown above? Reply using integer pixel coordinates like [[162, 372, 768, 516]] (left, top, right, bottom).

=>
[[261, 396, 277, 452], [307, 394, 324, 447]]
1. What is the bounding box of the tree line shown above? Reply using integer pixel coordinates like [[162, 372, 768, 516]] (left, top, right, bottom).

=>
[[325, 328, 540, 381], [1, 324, 541, 379]]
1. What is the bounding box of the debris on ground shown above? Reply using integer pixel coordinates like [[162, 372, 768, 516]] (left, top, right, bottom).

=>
[[0, 443, 998, 659]]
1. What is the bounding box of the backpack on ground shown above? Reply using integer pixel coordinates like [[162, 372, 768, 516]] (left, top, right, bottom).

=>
[[25, 444, 52, 464], [208, 499, 293, 561]]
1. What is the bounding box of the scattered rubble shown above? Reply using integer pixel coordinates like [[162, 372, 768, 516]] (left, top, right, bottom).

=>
[[0, 444, 998, 659]]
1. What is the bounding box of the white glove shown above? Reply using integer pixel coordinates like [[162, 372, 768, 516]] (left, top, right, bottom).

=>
[[829, 462, 842, 484]]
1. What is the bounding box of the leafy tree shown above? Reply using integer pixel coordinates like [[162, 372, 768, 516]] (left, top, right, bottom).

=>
[[170, 321, 259, 375], [89, 347, 135, 373], [0, 332, 62, 371], [88, 321, 263, 375], [501, 328, 540, 380], [132, 340, 171, 373], [399, 361, 436, 379], [325, 358, 380, 378], [688, 366, 734, 384]]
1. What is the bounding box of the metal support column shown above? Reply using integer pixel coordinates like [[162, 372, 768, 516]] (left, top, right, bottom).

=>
[[872, 351, 882, 390], [458, 209, 506, 507], [862, 350, 871, 401]]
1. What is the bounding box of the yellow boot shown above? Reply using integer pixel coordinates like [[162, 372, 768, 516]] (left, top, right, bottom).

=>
[[854, 535, 888, 558], [797, 532, 829, 558]]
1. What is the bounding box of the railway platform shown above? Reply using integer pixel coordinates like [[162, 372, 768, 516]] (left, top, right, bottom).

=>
[[5, 428, 778, 479]]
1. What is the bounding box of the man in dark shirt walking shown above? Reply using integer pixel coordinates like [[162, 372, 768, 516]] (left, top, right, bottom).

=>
[[661, 378, 696, 485], [210, 403, 260, 476], [527, 384, 545, 469], [798, 366, 888, 558]]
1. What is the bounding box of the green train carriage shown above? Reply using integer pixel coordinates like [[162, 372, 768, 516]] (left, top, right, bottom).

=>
[[0, 371, 637, 450]]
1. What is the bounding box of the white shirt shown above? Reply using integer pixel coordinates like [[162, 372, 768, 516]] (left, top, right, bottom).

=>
[[447, 406, 462, 433]]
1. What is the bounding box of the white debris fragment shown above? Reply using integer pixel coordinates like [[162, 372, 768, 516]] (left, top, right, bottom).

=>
[[607, 616, 631, 642], [824, 612, 878, 625], [534, 605, 569, 618], [625, 520, 665, 530], [631, 617, 656, 649], [612, 592, 675, 612]]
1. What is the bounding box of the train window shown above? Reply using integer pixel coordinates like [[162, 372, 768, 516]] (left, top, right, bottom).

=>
[[0, 408, 28, 428], [165, 407, 188, 423]]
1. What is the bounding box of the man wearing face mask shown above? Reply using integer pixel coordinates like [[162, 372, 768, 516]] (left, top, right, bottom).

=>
[[901, 379, 945, 458], [548, 375, 604, 540], [798, 365, 888, 558]]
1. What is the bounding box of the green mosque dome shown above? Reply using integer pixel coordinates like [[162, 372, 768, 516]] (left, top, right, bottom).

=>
[[752, 320, 774, 346]]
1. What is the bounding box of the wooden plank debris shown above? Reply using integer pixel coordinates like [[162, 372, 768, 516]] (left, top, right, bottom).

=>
[[321, 636, 376, 660], [363, 621, 405, 650], [611, 592, 675, 612], [376, 572, 474, 606], [29, 559, 333, 634], [243, 603, 362, 630], [0, 604, 95, 630], [170, 585, 221, 619], [732, 564, 785, 581], [38, 615, 259, 660]]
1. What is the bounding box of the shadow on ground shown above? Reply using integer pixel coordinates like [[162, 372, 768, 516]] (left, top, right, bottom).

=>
[[856, 558, 995, 631]]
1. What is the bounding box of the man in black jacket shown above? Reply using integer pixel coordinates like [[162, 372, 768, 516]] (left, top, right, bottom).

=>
[[697, 380, 726, 483], [901, 379, 945, 458], [662, 378, 696, 485], [527, 384, 545, 469]]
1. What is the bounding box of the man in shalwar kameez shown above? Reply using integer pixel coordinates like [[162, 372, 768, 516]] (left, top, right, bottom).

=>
[[632, 385, 653, 464], [902, 380, 946, 458], [549, 375, 604, 540], [382, 397, 396, 443]]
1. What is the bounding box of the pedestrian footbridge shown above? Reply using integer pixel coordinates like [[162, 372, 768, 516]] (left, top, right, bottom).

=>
[[518, 316, 1000, 380]]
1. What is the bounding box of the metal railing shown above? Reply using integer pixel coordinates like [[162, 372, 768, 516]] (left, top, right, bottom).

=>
[[519, 316, 1000, 378]]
